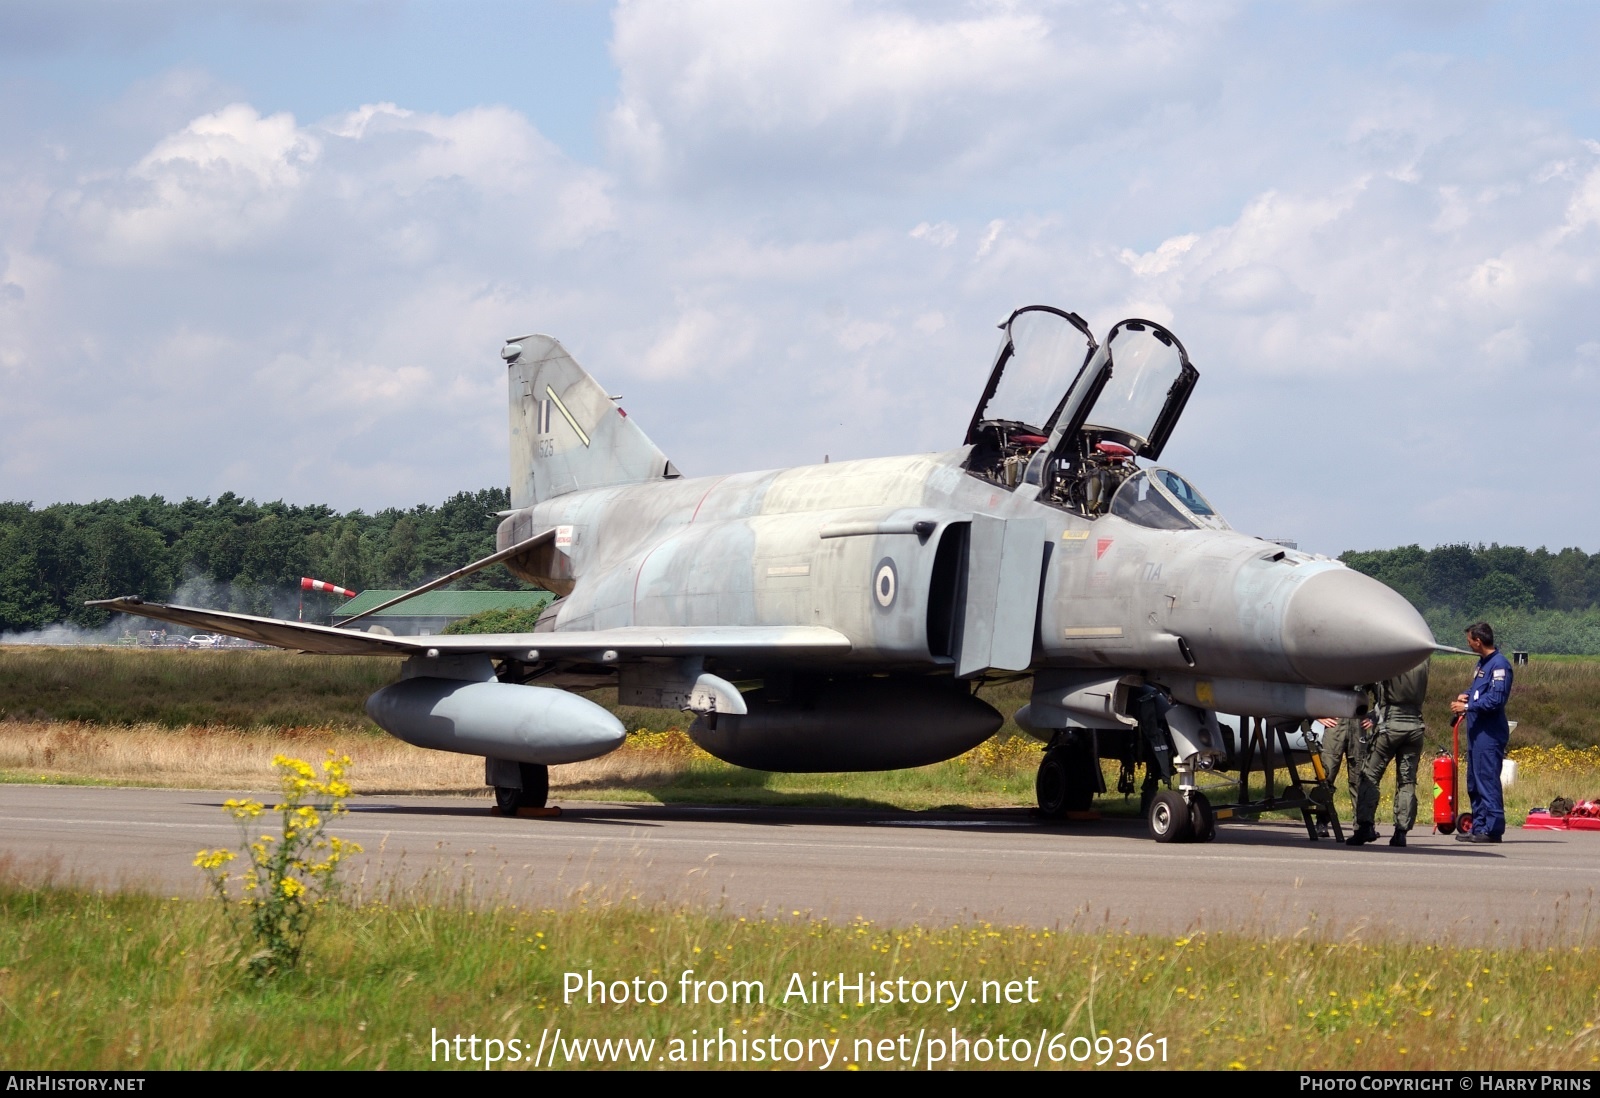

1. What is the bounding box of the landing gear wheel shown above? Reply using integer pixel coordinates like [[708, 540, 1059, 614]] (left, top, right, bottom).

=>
[[1036, 752, 1070, 818], [1148, 789, 1194, 843], [494, 763, 550, 814], [519, 762, 550, 808], [1188, 792, 1217, 843], [1457, 811, 1473, 835], [1036, 743, 1095, 818]]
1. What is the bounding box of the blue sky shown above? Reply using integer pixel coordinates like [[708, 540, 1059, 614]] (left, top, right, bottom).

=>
[[3, 1, 1599, 556]]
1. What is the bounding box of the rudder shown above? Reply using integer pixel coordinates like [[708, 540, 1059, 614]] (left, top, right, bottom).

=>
[[503, 334, 679, 508]]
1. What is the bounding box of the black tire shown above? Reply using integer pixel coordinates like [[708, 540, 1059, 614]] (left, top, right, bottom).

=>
[[1189, 793, 1217, 843], [1036, 745, 1095, 818], [494, 763, 550, 815], [1457, 811, 1473, 835], [1437, 818, 1456, 835], [1036, 751, 1070, 818], [519, 762, 550, 809], [1149, 789, 1193, 843]]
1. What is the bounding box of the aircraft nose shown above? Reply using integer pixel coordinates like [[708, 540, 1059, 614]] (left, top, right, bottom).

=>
[[1282, 568, 1436, 686]]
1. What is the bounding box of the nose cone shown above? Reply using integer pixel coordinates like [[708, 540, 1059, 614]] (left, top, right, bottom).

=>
[[1283, 568, 1436, 686]]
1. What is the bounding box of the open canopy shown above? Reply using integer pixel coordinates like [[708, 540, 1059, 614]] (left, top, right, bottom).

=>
[[962, 307, 1208, 517], [964, 309, 1197, 462], [964, 306, 1097, 443], [1074, 320, 1198, 460]]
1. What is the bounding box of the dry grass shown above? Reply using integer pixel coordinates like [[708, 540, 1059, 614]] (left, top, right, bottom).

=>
[[0, 720, 1046, 810], [0, 720, 690, 797]]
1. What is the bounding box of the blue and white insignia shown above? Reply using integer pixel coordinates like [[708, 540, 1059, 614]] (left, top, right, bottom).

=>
[[872, 557, 898, 610], [1493, 668, 1506, 679]]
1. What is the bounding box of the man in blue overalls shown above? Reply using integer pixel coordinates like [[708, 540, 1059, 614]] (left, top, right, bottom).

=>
[[1449, 621, 1513, 843]]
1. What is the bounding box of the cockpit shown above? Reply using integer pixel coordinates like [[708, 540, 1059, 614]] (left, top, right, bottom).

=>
[[962, 306, 1229, 529], [1107, 468, 1229, 531]]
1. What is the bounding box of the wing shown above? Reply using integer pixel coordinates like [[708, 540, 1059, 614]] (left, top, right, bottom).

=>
[[87, 597, 851, 661]]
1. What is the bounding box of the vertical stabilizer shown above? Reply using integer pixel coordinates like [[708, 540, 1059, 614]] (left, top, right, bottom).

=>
[[504, 334, 679, 508]]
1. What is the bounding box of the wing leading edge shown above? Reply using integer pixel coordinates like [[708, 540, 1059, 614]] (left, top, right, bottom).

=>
[[87, 597, 852, 660]]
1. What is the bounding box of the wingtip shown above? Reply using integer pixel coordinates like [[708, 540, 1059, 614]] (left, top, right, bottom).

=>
[[86, 596, 142, 608]]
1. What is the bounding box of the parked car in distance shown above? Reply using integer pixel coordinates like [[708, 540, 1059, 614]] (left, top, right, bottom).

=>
[[186, 634, 220, 648]]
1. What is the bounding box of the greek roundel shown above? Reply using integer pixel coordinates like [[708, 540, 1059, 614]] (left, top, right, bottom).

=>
[[873, 557, 898, 610]]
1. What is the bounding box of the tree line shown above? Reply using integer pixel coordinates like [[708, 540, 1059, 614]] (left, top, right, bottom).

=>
[[0, 489, 529, 633], [1339, 543, 1600, 655]]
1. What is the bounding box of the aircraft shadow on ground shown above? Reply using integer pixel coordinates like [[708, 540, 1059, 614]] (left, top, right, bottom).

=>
[[187, 795, 1538, 851]]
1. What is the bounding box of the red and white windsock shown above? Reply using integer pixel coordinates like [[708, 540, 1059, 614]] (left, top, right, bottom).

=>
[[301, 577, 358, 599]]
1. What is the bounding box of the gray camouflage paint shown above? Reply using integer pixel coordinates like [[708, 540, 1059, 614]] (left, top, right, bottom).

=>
[[497, 334, 1434, 703]]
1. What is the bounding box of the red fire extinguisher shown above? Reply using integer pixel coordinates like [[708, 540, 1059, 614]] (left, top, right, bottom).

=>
[[1433, 713, 1473, 835]]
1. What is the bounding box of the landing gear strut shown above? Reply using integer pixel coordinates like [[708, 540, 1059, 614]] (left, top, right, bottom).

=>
[[493, 761, 549, 814]]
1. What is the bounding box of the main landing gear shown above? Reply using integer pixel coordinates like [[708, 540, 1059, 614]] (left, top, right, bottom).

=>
[[1035, 737, 1098, 818], [492, 761, 549, 814]]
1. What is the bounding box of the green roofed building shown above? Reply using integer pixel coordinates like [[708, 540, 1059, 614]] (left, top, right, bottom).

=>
[[331, 589, 554, 636]]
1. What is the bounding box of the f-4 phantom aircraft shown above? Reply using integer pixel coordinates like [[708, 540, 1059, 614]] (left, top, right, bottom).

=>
[[95, 306, 1438, 842]]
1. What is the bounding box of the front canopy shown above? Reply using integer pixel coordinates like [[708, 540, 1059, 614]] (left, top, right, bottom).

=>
[[964, 306, 1097, 443]]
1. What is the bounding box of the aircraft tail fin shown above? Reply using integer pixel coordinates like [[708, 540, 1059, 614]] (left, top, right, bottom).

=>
[[503, 334, 679, 508]]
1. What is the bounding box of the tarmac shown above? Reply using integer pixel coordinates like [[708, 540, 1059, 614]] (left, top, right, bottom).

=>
[[3, 783, 1596, 944]]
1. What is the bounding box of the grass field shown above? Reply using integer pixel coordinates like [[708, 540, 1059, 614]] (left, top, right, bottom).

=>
[[0, 646, 395, 729], [2, 881, 1597, 1071]]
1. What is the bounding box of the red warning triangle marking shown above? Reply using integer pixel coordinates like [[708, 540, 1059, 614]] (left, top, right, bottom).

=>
[[1096, 538, 1113, 559]]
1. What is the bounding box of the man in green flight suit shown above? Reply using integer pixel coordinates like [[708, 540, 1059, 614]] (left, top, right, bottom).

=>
[[1345, 657, 1431, 847], [1309, 684, 1374, 836]]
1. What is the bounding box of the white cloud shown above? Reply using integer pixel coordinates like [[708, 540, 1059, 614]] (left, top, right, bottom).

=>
[[641, 306, 761, 380], [835, 317, 894, 352], [1563, 166, 1600, 233], [974, 219, 1004, 258], [1120, 233, 1197, 277], [606, 0, 1228, 189], [84, 104, 319, 258], [910, 221, 956, 248]]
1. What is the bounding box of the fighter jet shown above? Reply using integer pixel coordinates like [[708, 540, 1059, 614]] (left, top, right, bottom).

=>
[[93, 306, 1437, 842]]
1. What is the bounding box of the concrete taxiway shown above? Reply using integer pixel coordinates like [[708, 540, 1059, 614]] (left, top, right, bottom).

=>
[[2, 784, 1595, 943]]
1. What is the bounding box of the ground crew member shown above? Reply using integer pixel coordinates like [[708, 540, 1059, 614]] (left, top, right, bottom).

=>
[[1308, 684, 1373, 833], [1346, 657, 1430, 847], [1451, 621, 1513, 843]]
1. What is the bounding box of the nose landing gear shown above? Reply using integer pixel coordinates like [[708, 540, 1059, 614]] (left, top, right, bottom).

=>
[[1147, 789, 1216, 843]]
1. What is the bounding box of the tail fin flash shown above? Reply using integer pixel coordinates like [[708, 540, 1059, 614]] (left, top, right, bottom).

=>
[[504, 334, 679, 508]]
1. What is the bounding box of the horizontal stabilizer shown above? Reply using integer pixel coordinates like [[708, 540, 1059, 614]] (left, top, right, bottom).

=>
[[88, 597, 851, 660]]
